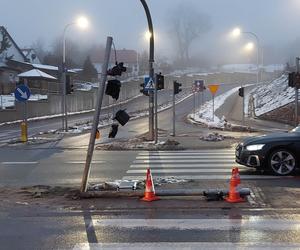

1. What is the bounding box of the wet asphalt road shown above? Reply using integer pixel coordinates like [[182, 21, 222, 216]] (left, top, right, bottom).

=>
[[1, 205, 300, 249]]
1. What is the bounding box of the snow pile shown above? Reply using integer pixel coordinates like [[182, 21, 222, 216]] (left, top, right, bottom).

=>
[[191, 87, 240, 128], [249, 75, 294, 116], [0, 94, 15, 109]]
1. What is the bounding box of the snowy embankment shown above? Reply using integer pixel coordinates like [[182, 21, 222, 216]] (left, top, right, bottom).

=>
[[247, 75, 293, 116], [189, 75, 290, 129], [189, 87, 240, 128]]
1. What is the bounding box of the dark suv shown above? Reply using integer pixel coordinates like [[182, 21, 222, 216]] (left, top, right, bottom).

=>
[[236, 127, 300, 175]]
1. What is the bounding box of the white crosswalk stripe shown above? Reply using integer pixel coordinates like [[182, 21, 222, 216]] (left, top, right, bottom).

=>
[[122, 150, 281, 181], [74, 217, 300, 249]]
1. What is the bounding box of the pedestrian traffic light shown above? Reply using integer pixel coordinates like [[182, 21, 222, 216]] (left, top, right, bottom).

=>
[[105, 79, 121, 100], [108, 124, 118, 138], [238, 87, 244, 97], [156, 73, 164, 90], [115, 109, 130, 126], [288, 72, 295, 88], [66, 75, 74, 94], [140, 83, 149, 96], [107, 62, 127, 76], [174, 80, 182, 95]]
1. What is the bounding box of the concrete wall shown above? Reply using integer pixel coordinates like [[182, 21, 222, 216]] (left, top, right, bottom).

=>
[[259, 102, 297, 125]]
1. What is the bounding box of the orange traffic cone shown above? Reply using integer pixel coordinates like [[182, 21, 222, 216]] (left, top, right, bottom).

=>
[[141, 168, 160, 202], [225, 167, 245, 203]]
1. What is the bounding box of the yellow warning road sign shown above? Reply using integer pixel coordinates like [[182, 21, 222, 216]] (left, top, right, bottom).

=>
[[208, 84, 219, 95]]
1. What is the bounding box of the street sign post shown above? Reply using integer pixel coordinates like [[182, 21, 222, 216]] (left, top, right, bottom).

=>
[[14, 84, 31, 102], [207, 84, 220, 122], [14, 84, 31, 142], [144, 77, 155, 91], [193, 80, 206, 116]]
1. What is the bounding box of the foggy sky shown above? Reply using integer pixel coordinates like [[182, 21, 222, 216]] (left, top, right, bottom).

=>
[[1, 0, 300, 65]]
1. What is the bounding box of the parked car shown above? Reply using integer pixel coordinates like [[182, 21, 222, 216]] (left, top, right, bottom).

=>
[[236, 127, 300, 175]]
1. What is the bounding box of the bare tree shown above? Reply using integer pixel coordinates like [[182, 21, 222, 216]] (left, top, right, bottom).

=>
[[168, 3, 212, 66]]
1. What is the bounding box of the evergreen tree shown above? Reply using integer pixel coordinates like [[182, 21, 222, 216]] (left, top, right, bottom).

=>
[[80, 56, 98, 81], [0, 28, 11, 55]]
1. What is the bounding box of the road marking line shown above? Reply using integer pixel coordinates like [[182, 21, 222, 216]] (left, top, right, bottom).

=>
[[129, 164, 243, 169], [127, 169, 239, 174], [136, 156, 236, 160], [1, 162, 38, 165], [88, 218, 300, 231], [134, 159, 236, 163], [138, 152, 234, 156], [74, 242, 300, 250], [122, 175, 282, 180]]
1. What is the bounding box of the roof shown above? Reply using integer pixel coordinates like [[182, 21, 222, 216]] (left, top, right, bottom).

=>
[[21, 48, 41, 64], [18, 69, 57, 80], [0, 26, 27, 62], [91, 48, 138, 64]]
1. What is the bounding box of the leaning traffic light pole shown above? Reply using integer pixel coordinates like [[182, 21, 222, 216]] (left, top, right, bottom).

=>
[[80, 37, 113, 193], [140, 0, 155, 141]]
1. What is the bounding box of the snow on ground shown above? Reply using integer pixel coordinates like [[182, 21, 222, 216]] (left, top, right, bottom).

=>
[[248, 75, 294, 116], [190, 87, 240, 128]]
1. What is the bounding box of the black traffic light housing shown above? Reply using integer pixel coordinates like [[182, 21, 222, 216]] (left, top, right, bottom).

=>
[[156, 73, 164, 90], [66, 75, 74, 94], [174, 80, 182, 95], [106, 79, 121, 100], [238, 87, 244, 97], [114, 109, 130, 126], [108, 124, 119, 138], [288, 72, 295, 88], [107, 62, 127, 76]]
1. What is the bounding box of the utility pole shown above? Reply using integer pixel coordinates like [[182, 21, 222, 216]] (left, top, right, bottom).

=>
[[295, 57, 299, 126], [172, 82, 175, 136], [80, 36, 112, 193], [242, 85, 245, 126], [140, 0, 155, 141]]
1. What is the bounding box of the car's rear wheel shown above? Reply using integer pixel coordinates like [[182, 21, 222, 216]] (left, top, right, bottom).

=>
[[268, 149, 296, 175]]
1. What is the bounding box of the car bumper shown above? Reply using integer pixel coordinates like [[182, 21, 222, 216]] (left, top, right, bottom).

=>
[[235, 145, 265, 168]]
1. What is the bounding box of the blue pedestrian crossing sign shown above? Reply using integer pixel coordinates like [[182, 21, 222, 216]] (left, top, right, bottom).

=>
[[14, 84, 31, 102], [144, 77, 155, 91]]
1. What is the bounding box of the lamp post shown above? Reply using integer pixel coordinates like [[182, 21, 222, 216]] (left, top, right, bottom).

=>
[[232, 28, 262, 84], [62, 16, 89, 132], [140, 0, 155, 141]]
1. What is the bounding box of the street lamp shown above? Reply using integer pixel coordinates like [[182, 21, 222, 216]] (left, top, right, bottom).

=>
[[244, 42, 255, 52], [230, 27, 262, 84], [62, 16, 89, 131], [140, 0, 156, 142]]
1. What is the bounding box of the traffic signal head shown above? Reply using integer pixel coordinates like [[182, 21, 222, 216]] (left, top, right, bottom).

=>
[[114, 109, 130, 126], [107, 62, 127, 76], [238, 87, 244, 97], [66, 75, 74, 94], [105, 79, 121, 100], [156, 73, 164, 90], [108, 124, 119, 138], [288, 72, 295, 88], [174, 80, 182, 95]]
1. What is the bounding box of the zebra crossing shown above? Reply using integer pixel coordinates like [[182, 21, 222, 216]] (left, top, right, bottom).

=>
[[122, 150, 280, 180], [74, 215, 300, 249]]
